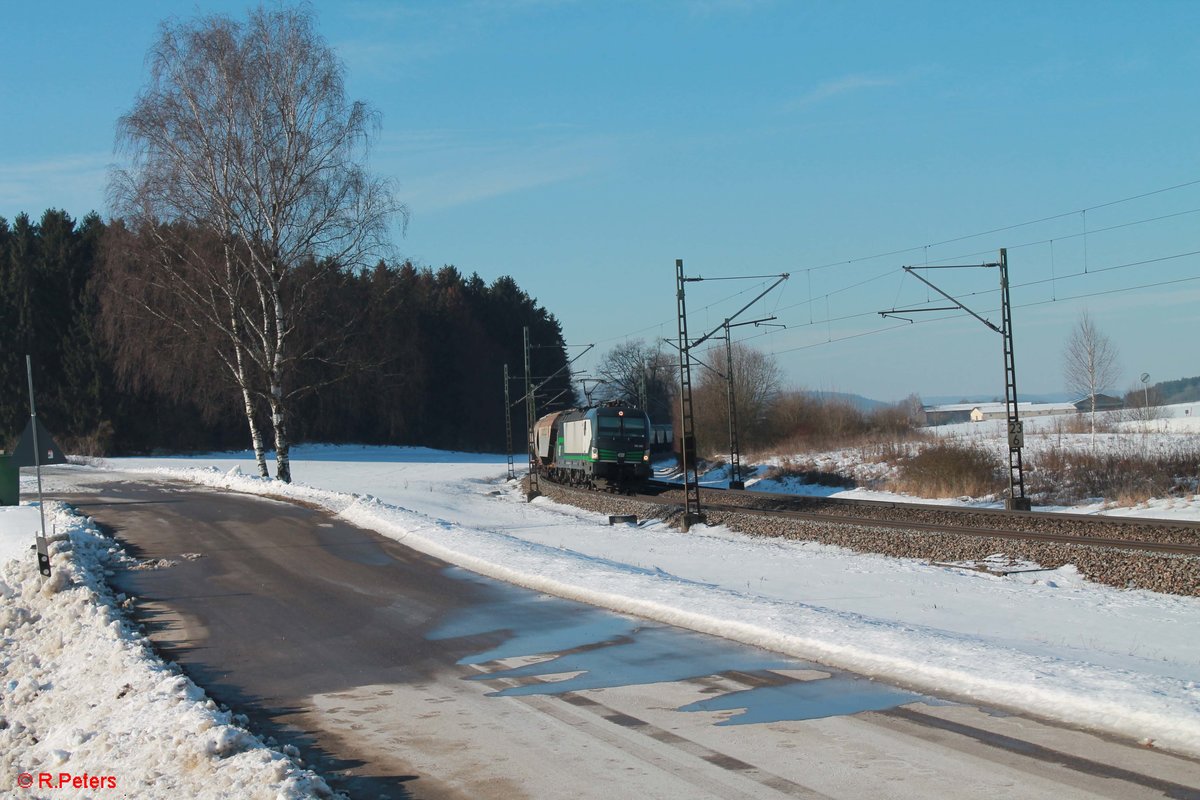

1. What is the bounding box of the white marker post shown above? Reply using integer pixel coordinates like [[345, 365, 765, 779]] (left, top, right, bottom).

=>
[[25, 355, 51, 577]]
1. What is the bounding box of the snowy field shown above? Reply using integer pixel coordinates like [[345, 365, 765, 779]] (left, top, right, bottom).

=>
[[740, 401, 1200, 520], [14, 440, 1193, 764], [3, 417, 1198, 796]]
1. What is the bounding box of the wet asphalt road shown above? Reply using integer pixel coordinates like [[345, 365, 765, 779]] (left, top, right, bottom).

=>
[[53, 470, 1200, 800]]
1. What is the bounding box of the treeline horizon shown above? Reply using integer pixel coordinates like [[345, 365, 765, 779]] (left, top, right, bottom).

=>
[[1, 208, 576, 457]]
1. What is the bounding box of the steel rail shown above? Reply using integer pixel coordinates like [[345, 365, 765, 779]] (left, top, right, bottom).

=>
[[550, 479, 1200, 557], [644, 479, 1200, 532]]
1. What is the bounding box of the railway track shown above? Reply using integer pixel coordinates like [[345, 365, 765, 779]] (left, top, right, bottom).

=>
[[634, 479, 1200, 556], [538, 475, 1200, 594]]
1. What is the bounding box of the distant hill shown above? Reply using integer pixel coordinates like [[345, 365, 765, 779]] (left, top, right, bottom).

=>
[[1154, 375, 1200, 404], [804, 390, 889, 412]]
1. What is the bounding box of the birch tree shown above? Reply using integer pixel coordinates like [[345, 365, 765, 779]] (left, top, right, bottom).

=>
[[109, 5, 402, 481], [1062, 310, 1121, 445]]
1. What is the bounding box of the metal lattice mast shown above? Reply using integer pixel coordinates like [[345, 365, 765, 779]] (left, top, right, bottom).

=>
[[675, 259, 703, 530], [724, 323, 745, 490], [523, 327, 540, 499], [998, 249, 1029, 510], [503, 363, 515, 481], [879, 249, 1028, 511]]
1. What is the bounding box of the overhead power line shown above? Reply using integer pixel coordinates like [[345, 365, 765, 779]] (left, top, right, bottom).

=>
[[794, 176, 1200, 275], [584, 177, 1200, 355]]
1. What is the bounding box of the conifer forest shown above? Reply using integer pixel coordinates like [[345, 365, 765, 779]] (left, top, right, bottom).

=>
[[0, 209, 575, 459]]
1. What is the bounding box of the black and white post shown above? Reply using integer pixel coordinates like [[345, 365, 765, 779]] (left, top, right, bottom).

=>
[[25, 355, 51, 577]]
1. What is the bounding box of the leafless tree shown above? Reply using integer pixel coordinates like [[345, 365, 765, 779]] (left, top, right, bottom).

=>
[[594, 339, 676, 420], [692, 341, 781, 456], [1062, 310, 1121, 445], [1121, 382, 1163, 425], [99, 221, 264, 451], [109, 5, 404, 481]]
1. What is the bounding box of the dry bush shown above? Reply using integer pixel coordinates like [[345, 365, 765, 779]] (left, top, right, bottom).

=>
[[855, 440, 917, 465], [889, 442, 1004, 498], [761, 458, 856, 488], [764, 391, 927, 454], [60, 421, 115, 457], [1027, 444, 1200, 504], [1048, 412, 1120, 436]]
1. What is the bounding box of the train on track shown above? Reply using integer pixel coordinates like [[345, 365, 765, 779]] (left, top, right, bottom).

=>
[[533, 402, 653, 489]]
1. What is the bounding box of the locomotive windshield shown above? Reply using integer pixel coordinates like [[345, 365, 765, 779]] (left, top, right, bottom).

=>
[[597, 414, 647, 437]]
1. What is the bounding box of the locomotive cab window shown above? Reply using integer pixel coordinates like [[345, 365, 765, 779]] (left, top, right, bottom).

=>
[[598, 415, 646, 436], [621, 416, 646, 435]]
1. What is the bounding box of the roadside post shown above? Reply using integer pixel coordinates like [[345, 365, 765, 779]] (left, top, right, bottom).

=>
[[24, 355, 52, 577]]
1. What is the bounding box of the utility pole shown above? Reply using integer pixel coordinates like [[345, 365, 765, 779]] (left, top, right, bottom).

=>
[[676, 262, 789, 526], [723, 325, 742, 490], [717, 316, 777, 490], [523, 327, 539, 500], [503, 363, 515, 481], [880, 248, 1029, 510], [675, 260, 702, 530], [997, 249, 1029, 510]]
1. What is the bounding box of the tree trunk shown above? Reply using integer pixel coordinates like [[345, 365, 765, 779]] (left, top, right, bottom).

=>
[[269, 283, 291, 483], [269, 388, 291, 483], [242, 382, 269, 478], [228, 249, 270, 478], [1089, 394, 1096, 448]]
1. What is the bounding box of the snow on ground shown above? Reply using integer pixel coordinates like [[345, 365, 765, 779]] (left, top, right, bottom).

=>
[[0, 501, 337, 799], [64, 443, 1200, 760], [0, 506, 41, 563], [732, 402, 1200, 520]]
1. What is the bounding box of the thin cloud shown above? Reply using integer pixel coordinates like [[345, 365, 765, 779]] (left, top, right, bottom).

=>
[[784, 74, 902, 112], [401, 147, 606, 212], [0, 153, 110, 217], [385, 131, 615, 213]]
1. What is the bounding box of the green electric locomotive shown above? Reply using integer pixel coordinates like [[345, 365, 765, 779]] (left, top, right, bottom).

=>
[[533, 402, 653, 488]]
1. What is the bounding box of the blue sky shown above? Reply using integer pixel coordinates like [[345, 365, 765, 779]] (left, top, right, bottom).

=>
[[3, 1, 1199, 402]]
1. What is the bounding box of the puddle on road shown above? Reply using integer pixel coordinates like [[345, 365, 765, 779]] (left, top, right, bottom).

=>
[[469, 625, 799, 697], [430, 568, 939, 725], [676, 676, 926, 725]]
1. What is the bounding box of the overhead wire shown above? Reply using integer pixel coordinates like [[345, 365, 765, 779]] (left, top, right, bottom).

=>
[[793, 176, 1200, 274], [734, 270, 1200, 356], [727, 248, 1199, 351], [583, 177, 1200, 359]]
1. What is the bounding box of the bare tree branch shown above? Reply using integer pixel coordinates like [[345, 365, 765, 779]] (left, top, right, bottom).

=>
[[1062, 309, 1121, 446], [108, 5, 406, 481]]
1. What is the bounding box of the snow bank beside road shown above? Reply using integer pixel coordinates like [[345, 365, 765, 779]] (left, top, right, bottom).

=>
[[0, 502, 336, 799], [0, 506, 41, 563]]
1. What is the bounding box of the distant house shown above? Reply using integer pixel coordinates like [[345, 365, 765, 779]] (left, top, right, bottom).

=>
[[922, 404, 975, 425], [923, 402, 1076, 426], [1073, 394, 1124, 412], [969, 404, 1006, 422]]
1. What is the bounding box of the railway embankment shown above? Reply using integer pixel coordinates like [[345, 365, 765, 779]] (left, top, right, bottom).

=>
[[535, 478, 1200, 597]]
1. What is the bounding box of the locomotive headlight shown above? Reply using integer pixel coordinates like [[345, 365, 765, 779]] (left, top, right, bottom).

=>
[[590, 447, 598, 460], [643, 450, 650, 462]]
